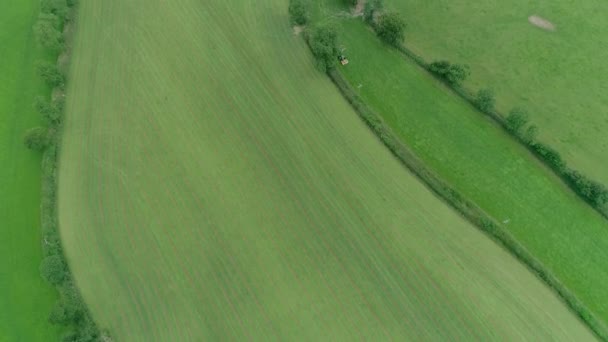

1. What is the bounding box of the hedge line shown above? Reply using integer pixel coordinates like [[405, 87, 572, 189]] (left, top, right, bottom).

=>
[[391, 42, 608, 219], [31, 1, 109, 341], [327, 68, 608, 340]]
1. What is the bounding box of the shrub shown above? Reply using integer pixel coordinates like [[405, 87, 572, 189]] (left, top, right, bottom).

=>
[[34, 18, 63, 51], [523, 124, 538, 144], [24, 127, 49, 151], [474, 88, 495, 113], [428, 60, 470, 85], [288, 0, 309, 26], [34, 96, 62, 123], [565, 170, 608, 207], [506, 107, 529, 133], [375, 12, 405, 46], [40, 255, 67, 285], [37, 61, 65, 88], [363, 0, 383, 23], [531, 143, 565, 171], [41, 0, 69, 18], [308, 24, 340, 72]]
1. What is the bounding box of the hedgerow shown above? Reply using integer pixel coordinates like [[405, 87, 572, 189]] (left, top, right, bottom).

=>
[[29, 1, 110, 341], [326, 69, 608, 341], [387, 28, 608, 217]]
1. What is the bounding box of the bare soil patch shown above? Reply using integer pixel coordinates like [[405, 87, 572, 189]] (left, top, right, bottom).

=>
[[293, 25, 304, 35], [528, 15, 556, 31]]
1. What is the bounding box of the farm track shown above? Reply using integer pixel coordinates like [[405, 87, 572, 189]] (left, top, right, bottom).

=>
[[58, 0, 596, 340]]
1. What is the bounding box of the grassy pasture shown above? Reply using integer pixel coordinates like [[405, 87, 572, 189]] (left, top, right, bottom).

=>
[[335, 18, 608, 327], [0, 1, 62, 341], [383, 0, 608, 186], [58, 0, 594, 340]]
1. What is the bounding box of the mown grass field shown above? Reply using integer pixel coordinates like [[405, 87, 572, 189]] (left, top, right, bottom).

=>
[[336, 17, 608, 327], [0, 1, 62, 341], [58, 0, 595, 340], [384, 0, 608, 186]]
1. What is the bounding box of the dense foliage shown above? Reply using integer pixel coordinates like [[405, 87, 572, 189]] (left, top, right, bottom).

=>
[[37, 61, 65, 88], [474, 88, 495, 113], [31, 1, 108, 341], [288, 0, 309, 25], [24, 127, 49, 151], [375, 12, 405, 46], [363, 0, 383, 24], [307, 24, 340, 72], [428, 60, 470, 85]]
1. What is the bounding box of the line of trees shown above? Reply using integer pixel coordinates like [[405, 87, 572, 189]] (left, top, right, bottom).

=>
[[297, 1, 608, 339], [27, 1, 110, 341], [356, 3, 608, 215]]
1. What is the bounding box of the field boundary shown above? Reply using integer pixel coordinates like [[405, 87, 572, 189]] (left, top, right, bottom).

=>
[[33, 3, 109, 340], [386, 29, 608, 220], [325, 67, 608, 340]]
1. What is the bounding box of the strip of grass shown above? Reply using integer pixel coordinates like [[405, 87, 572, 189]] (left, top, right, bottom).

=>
[[335, 17, 608, 326], [383, 0, 608, 187], [56, 0, 595, 340], [0, 1, 62, 340]]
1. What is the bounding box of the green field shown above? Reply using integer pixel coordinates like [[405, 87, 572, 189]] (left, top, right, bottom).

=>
[[0, 1, 62, 341], [383, 0, 608, 186], [55, 0, 597, 340], [335, 17, 608, 326]]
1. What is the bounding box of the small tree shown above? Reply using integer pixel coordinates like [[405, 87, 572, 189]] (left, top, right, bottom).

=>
[[40, 255, 67, 285], [364, 0, 384, 24], [474, 88, 495, 113], [24, 127, 49, 151], [428, 60, 470, 85], [289, 0, 309, 26], [524, 124, 538, 143], [376, 12, 405, 46], [37, 61, 65, 88], [34, 97, 62, 123], [506, 107, 529, 133], [41, 0, 69, 19], [34, 18, 63, 51], [308, 24, 340, 72]]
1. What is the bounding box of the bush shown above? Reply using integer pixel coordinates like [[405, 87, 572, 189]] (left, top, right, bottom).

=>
[[474, 88, 495, 113], [308, 24, 340, 72], [34, 18, 63, 51], [428, 60, 470, 85], [531, 143, 565, 171], [34, 96, 63, 123], [40, 255, 67, 285], [363, 0, 383, 23], [523, 124, 538, 144], [24, 127, 49, 151], [565, 170, 608, 207], [288, 0, 309, 25], [506, 107, 529, 133], [37, 61, 65, 88], [375, 12, 405, 46], [41, 0, 69, 19]]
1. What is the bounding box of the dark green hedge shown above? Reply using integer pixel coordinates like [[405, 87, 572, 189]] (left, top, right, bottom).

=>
[[33, 2, 108, 341]]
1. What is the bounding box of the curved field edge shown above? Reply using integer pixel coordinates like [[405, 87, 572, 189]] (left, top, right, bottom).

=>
[[328, 68, 608, 340], [34, 3, 107, 340], [0, 0, 62, 340], [57, 0, 595, 340], [327, 17, 608, 337]]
